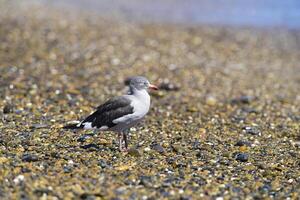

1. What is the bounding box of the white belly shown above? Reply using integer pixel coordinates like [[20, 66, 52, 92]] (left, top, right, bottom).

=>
[[111, 90, 150, 132]]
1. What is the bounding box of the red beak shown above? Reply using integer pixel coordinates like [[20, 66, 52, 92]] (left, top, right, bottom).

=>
[[149, 84, 158, 90]]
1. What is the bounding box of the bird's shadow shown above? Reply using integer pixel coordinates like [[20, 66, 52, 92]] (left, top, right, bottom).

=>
[[78, 133, 118, 152]]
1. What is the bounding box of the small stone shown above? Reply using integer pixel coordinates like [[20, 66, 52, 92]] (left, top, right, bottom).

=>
[[127, 148, 141, 157], [98, 159, 109, 168], [80, 144, 100, 151], [77, 134, 92, 142], [63, 166, 72, 173], [144, 147, 151, 152], [235, 153, 249, 162], [0, 157, 9, 164], [187, 106, 198, 112], [205, 95, 217, 106], [235, 140, 251, 147], [239, 146, 248, 152], [198, 128, 207, 140], [151, 143, 165, 154], [231, 96, 255, 104], [171, 144, 183, 153], [3, 104, 13, 114], [242, 126, 261, 136], [139, 176, 153, 187], [22, 153, 39, 162], [30, 124, 48, 129], [158, 82, 180, 91], [13, 175, 25, 184]]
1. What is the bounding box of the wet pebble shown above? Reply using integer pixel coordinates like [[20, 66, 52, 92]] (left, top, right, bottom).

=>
[[63, 166, 72, 173], [22, 153, 39, 162], [235, 153, 249, 162]]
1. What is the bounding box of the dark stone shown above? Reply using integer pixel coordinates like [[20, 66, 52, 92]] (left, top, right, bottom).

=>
[[139, 176, 153, 187], [242, 126, 261, 136], [180, 196, 192, 200], [231, 115, 246, 123], [77, 134, 92, 142], [235, 153, 249, 162], [21, 167, 31, 173], [98, 159, 109, 169], [192, 140, 201, 149], [80, 193, 96, 200], [21, 153, 39, 162], [63, 166, 72, 173], [166, 157, 176, 165], [231, 96, 255, 104], [150, 143, 165, 154], [15, 109, 22, 114], [190, 176, 207, 186], [80, 143, 100, 150], [3, 104, 13, 114], [158, 82, 180, 91], [241, 107, 258, 114], [235, 140, 251, 147]]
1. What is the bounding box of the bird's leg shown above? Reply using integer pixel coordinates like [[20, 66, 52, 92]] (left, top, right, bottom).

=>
[[118, 133, 124, 152], [123, 131, 128, 150]]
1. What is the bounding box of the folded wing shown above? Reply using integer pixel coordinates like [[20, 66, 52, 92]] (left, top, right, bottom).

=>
[[79, 96, 134, 129]]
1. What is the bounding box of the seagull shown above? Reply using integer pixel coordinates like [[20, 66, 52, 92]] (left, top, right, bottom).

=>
[[63, 76, 158, 151]]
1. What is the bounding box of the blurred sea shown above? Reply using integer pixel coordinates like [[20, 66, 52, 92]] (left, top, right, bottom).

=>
[[37, 0, 300, 29]]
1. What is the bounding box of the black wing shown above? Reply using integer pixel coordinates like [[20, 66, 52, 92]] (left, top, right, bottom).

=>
[[80, 96, 134, 129]]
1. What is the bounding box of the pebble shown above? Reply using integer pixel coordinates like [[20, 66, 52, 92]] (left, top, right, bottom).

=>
[[13, 175, 25, 184], [3, 104, 13, 114], [30, 124, 48, 129], [77, 134, 92, 142], [231, 96, 255, 104], [242, 126, 261, 136], [205, 95, 217, 106], [139, 176, 153, 187], [171, 144, 184, 154], [235, 140, 251, 147], [150, 143, 165, 154], [80, 144, 100, 151], [127, 148, 141, 157], [98, 159, 109, 168], [158, 82, 180, 91], [235, 153, 249, 162], [22, 154, 39, 162]]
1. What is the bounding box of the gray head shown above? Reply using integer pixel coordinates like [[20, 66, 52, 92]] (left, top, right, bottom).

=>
[[126, 76, 158, 92]]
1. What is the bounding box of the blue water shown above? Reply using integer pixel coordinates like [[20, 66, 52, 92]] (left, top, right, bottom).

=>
[[45, 0, 300, 29]]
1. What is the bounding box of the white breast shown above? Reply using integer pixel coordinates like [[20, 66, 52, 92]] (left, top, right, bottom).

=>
[[113, 89, 150, 124]]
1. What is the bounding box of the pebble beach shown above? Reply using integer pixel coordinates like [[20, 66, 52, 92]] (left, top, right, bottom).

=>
[[1, 1, 300, 199]]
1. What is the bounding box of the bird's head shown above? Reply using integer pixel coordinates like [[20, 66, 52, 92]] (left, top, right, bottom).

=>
[[128, 76, 158, 91]]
